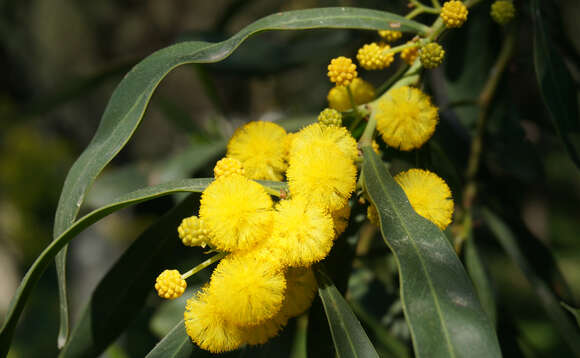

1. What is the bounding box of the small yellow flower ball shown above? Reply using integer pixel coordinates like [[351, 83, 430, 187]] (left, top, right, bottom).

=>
[[367, 205, 379, 226], [420, 42, 445, 69], [356, 42, 395, 71], [318, 108, 342, 127], [378, 30, 403, 42], [290, 122, 358, 161], [327, 78, 376, 112], [177, 216, 211, 247], [327, 56, 358, 86], [155, 269, 186, 299], [214, 157, 244, 179], [375, 86, 438, 151], [395, 169, 454, 230], [401, 43, 419, 65], [490, 0, 515, 25], [441, 1, 468, 28]]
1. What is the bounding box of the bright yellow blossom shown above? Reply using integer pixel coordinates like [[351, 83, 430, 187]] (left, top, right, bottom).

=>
[[356, 42, 395, 70], [279, 268, 318, 319], [327, 78, 376, 111], [287, 142, 357, 211], [327, 56, 358, 86], [401, 43, 419, 65], [199, 174, 273, 251], [177, 216, 210, 247], [155, 269, 186, 299], [214, 157, 245, 179], [375, 86, 438, 151], [227, 121, 288, 181], [378, 30, 402, 42], [441, 1, 468, 28], [395, 169, 454, 230], [289, 122, 358, 161], [241, 310, 288, 345]]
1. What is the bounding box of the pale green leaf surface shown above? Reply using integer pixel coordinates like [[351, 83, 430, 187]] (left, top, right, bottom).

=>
[[361, 147, 501, 358]]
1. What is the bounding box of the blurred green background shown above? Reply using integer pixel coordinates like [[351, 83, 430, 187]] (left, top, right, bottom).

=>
[[1, 0, 580, 357]]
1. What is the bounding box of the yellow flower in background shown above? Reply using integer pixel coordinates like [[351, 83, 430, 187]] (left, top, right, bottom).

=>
[[289, 122, 358, 161], [327, 56, 358, 86], [327, 78, 376, 111], [490, 0, 515, 25], [375, 86, 438, 151], [394, 169, 454, 230], [199, 174, 273, 252], [332, 203, 351, 237], [177, 216, 211, 247], [287, 142, 357, 211], [154, 269, 186, 299], [227, 121, 288, 181], [317, 108, 342, 127], [214, 157, 245, 179], [378, 30, 402, 42], [267, 196, 335, 267], [367, 204, 379, 226], [356, 42, 395, 70], [279, 268, 318, 319], [208, 254, 286, 326]]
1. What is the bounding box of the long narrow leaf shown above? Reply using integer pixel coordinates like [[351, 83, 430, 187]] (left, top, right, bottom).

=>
[[361, 147, 501, 358], [145, 321, 193, 358]]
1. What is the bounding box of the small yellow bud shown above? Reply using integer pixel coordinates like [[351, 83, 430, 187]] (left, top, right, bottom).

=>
[[214, 157, 245, 179], [318, 108, 342, 127], [356, 43, 395, 71], [327, 78, 376, 112], [490, 0, 515, 25], [327, 56, 358, 86], [155, 269, 187, 299], [420, 43, 445, 69], [441, 1, 468, 28], [401, 43, 419, 66], [378, 30, 402, 42], [178, 216, 211, 247]]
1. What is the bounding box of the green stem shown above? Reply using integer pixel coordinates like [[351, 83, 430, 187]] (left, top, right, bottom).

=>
[[182, 252, 227, 280]]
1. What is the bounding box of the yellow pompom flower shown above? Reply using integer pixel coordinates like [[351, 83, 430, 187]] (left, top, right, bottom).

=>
[[490, 0, 515, 25], [208, 254, 286, 326], [184, 288, 245, 353], [375, 86, 438, 151], [289, 122, 358, 161], [327, 78, 376, 111], [200, 174, 273, 252], [378, 30, 402, 42], [242, 310, 288, 345], [419, 43, 445, 69], [287, 142, 357, 211], [332, 203, 351, 237], [327, 56, 358, 86], [395, 169, 454, 230], [214, 157, 245, 179], [441, 1, 468, 28], [279, 268, 318, 319], [227, 121, 288, 181], [177, 216, 211, 247], [401, 43, 419, 65], [367, 205, 379, 226], [155, 269, 186, 299], [356, 43, 395, 71], [267, 196, 335, 267], [318, 108, 342, 127]]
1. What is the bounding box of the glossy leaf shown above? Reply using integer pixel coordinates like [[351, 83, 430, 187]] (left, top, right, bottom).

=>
[[482, 208, 580, 357], [314, 266, 379, 358], [361, 147, 501, 358], [532, 0, 580, 168], [145, 321, 192, 358]]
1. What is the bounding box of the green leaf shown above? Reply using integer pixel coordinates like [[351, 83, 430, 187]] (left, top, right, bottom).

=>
[[532, 0, 580, 168], [145, 321, 192, 358], [314, 266, 379, 358], [464, 236, 497, 327], [361, 147, 501, 358], [561, 302, 580, 328], [481, 208, 580, 357]]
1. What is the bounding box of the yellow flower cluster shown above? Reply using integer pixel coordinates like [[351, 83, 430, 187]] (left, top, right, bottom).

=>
[[356, 43, 395, 70], [177, 120, 358, 353], [490, 0, 515, 25], [419, 42, 445, 69], [155, 270, 187, 299], [441, 1, 468, 28], [378, 30, 402, 42], [177, 216, 211, 247], [327, 78, 375, 111], [213, 157, 245, 179], [318, 108, 342, 127], [327, 56, 358, 86], [401, 42, 419, 65]]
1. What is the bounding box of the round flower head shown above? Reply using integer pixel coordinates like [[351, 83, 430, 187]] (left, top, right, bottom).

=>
[[287, 142, 357, 211], [267, 196, 335, 267], [200, 174, 273, 252], [242, 309, 288, 345], [441, 1, 468, 28], [290, 122, 358, 161], [491, 0, 515, 25], [327, 56, 358, 86], [378, 30, 402, 42], [367, 204, 379, 226], [332, 203, 351, 237], [227, 121, 288, 181], [394, 169, 454, 230], [356, 42, 395, 70], [214, 157, 245, 179], [155, 269, 186, 299], [208, 253, 286, 326], [420, 43, 445, 69], [178, 215, 211, 247], [184, 288, 245, 353], [375, 86, 438, 151], [401, 42, 419, 65], [318, 108, 342, 127], [279, 268, 318, 319], [327, 78, 376, 112]]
